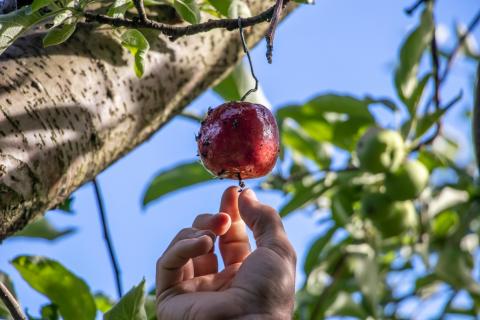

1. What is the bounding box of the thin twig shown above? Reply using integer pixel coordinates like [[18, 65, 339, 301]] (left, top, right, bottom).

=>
[[404, 0, 427, 16], [84, 4, 276, 41], [265, 0, 286, 63], [423, 9, 480, 110], [238, 17, 259, 102], [92, 178, 123, 298], [133, 0, 148, 22], [440, 9, 480, 83], [412, 93, 461, 151], [430, 14, 441, 111], [0, 282, 26, 320]]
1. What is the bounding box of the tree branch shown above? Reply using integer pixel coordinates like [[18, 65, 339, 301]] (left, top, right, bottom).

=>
[[440, 9, 480, 84], [133, 0, 148, 23], [430, 14, 441, 111], [404, 0, 427, 16], [0, 282, 26, 320], [265, 0, 286, 63], [84, 4, 276, 41], [92, 178, 123, 298]]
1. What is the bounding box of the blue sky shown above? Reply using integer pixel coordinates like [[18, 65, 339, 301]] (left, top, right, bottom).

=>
[[1, 0, 479, 319]]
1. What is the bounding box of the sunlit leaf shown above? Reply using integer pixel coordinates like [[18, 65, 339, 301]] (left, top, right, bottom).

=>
[[279, 179, 327, 217], [95, 293, 114, 313], [121, 29, 150, 77], [282, 121, 332, 168], [13, 217, 75, 241], [213, 60, 271, 108], [206, 0, 231, 16], [277, 94, 374, 151], [107, 0, 133, 18], [304, 226, 337, 276], [12, 256, 96, 320], [28, 0, 53, 13], [143, 161, 213, 206], [0, 6, 55, 55], [394, 4, 433, 105], [104, 279, 146, 320]]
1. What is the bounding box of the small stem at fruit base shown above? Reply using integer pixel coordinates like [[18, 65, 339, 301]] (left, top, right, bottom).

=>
[[238, 17, 259, 102], [237, 173, 245, 191], [92, 178, 123, 298]]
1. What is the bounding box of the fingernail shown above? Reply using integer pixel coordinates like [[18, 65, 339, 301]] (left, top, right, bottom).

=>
[[242, 188, 257, 200]]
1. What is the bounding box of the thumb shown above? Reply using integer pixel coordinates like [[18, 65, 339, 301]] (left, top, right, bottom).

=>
[[238, 189, 294, 261]]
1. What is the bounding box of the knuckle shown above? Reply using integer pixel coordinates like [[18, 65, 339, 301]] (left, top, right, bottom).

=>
[[193, 213, 212, 226]]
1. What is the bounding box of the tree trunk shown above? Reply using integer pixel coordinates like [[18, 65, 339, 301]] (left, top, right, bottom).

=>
[[0, 0, 294, 240]]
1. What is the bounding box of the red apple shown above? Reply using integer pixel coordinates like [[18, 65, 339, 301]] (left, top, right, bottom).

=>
[[197, 101, 280, 180]]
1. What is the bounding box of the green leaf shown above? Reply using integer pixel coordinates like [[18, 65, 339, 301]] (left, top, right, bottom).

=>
[[294, 0, 314, 3], [279, 179, 327, 217], [0, 6, 54, 55], [94, 293, 114, 313], [107, 0, 133, 18], [348, 249, 380, 314], [13, 217, 75, 241], [143, 161, 213, 206], [277, 95, 374, 151], [414, 89, 463, 139], [435, 247, 480, 295], [394, 5, 433, 105], [432, 210, 460, 238], [304, 226, 337, 276], [325, 291, 367, 318], [282, 121, 331, 168], [144, 295, 157, 320], [41, 304, 60, 320], [173, 0, 200, 24], [43, 23, 76, 47], [206, 0, 230, 16], [29, 0, 52, 13], [104, 279, 146, 320], [213, 60, 270, 107], [406, 73, 431, 115], [57, 197, 74, 214], [12, 256, 96, 320], [227, 0, 251, 18], [121, 29, 150, 78]]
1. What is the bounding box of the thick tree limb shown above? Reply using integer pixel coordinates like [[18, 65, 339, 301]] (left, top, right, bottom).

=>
[[0, 0, 296, 240]]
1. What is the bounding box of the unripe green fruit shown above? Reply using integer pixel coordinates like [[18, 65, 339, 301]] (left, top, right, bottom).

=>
[[361, 193, 418, 238], [385, 159, 429, 200], [379, 200, 418, 238], [356, 128, 405, 173]]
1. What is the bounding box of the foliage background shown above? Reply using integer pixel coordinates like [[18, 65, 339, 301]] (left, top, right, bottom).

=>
[[1, 0, 480, 319]]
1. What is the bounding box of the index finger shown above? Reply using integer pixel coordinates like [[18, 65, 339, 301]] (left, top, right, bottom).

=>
[[219, 186, 251, 266]]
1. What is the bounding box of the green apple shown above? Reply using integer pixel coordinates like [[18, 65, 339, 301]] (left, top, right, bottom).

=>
[[361, 193, 418, 238], [377, 200, 418, 238], [356, 128, 405, 173], [385, 159, 429, 200]]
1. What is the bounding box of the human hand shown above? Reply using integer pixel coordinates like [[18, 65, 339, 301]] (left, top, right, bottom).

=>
[[155, 187, 296, 320]]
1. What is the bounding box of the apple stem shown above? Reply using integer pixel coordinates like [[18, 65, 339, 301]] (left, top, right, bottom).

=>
[[238, 17, 259, 102]]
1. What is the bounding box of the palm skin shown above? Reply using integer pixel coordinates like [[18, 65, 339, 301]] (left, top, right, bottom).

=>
[[155, 187, 296, 320]]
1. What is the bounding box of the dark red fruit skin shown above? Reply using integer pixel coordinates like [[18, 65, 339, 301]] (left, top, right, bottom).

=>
[[197, 101, 280, 180]]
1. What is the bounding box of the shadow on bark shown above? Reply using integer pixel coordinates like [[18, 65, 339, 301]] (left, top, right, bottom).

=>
[[0, 105, 100, 240]]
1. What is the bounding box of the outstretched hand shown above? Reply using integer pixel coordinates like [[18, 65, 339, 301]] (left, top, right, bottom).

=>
[[155, 187, 296, 320]]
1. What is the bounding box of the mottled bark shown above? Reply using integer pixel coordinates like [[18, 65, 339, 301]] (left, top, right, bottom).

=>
[[0, 0, 294, 240]]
